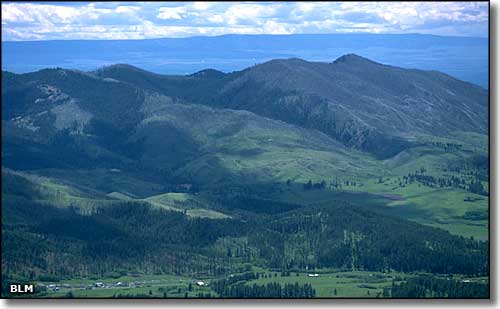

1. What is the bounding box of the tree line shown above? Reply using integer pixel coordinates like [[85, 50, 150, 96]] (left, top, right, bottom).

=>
[[391, 275, 488, 298]]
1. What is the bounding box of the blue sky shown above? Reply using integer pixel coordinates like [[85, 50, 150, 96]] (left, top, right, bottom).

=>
[[1, 1, 489, 41]]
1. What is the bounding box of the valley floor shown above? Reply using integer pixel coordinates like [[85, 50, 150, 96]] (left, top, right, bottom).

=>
[[30, 270, 488, 299]]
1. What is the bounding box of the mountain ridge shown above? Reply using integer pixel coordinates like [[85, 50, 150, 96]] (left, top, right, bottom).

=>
[[88, 53, 486, 90], [3, 54, 488, 161], [95, 54, 486, 157]]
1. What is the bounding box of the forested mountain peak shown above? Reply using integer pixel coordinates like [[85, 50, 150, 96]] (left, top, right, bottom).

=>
[[94, 63, 157, 77], [189, 69, 226, 79], [332, 53, 380, 65]]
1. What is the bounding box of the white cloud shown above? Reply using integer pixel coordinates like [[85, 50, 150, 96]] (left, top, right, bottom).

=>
[[1, 1, 489, 41], [115, 6, 141, 14], [1, 3, 114, 24], [2, 4, 35, 23], [207, 14, 224, 23], [262, 20, 294, 35], [192, 2, 213, 11], [296, 2, 317, 13], [223, 3, 280, 25], [157, 6, 187, 20], [3, 28, 44, 40], [337, 2, 487, 30]]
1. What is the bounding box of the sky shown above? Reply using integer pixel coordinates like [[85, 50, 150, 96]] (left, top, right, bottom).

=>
[[1, 1, 489, 41]]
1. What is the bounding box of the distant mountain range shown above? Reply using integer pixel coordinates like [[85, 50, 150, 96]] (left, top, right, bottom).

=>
[[2, 33, 489, 88]]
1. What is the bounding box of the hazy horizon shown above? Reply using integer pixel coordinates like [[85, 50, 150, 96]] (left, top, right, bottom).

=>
[[1, 31, 489, 43]]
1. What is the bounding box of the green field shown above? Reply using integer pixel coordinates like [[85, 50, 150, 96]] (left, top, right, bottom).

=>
[[41, 274, 208, 298], [145, 192, 231, 219], [37, 269, 488, 298], [267, 179, 487, 240], [33, 271, 403, 298]]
